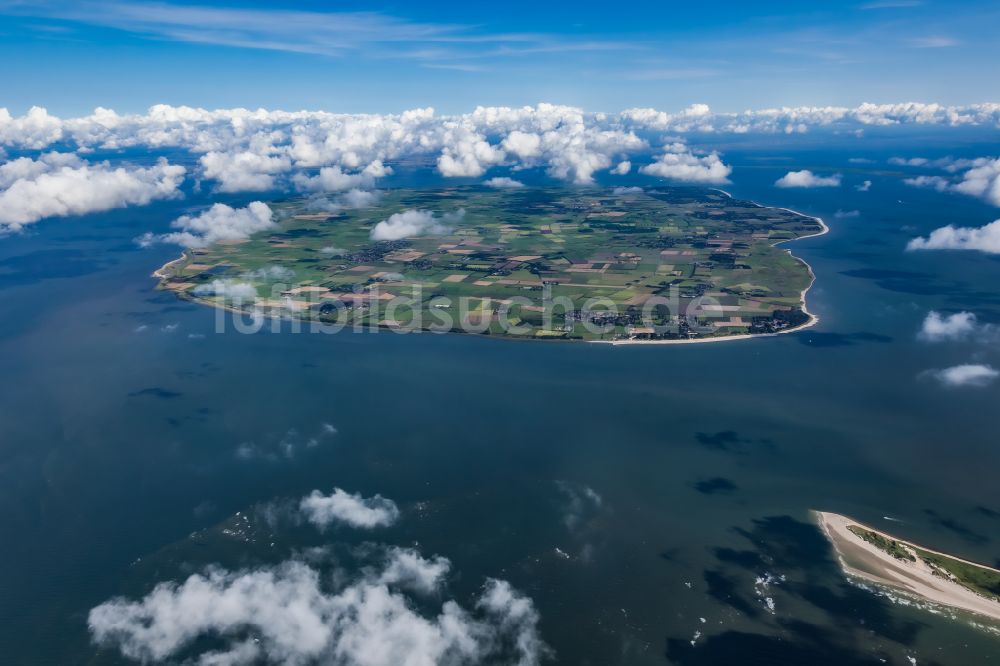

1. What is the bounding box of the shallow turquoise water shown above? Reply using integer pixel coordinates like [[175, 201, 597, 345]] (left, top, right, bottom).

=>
[[1, 139, 999, 665]]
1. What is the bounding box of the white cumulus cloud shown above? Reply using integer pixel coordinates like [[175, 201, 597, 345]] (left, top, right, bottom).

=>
[[611, 160, 631, 175], [371, 208, 463, 241], [925, 364, 999, 388], [902, 158, 1000, 207], [299, 488, 400, 529], [1, 102, 997, 230], [952, 158, 1000, 206], [483, 177, 524, 188], [293, 160, 390, 193], [0, 106, 64, 149], [774, 170, 842, 188], [2, 102, 999, 161], [904, 175, 951, 191], [245, 265, 295, 281], [378, 548, 452, 595], [0, 151, 83, 187], [918, 311, 979, 342], [477, 578, 548, 666], [341, 188, 379, 208], [639, 145, 731, 184], [907, 219, 1000, 254], [149, 201, 275, 249], [889, 157, 931, 167], [0, 155, 184, 232], [193, 280, 258, 301], [88, 553, 548, 666], [500, 131, 542, 159], [200, 149, 291, 192], [293, 165, 366, 192], [436, 128, 505, 178]]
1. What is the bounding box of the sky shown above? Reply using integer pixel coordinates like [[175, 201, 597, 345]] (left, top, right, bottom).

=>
[[1, 0, 999, 115]]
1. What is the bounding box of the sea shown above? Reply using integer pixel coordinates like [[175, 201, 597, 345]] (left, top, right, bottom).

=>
[[1, 130, 999, 665]]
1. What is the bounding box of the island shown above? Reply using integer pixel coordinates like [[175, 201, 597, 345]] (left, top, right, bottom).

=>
[[155, 186, 826, 342], [814, 511, 1000, 623]]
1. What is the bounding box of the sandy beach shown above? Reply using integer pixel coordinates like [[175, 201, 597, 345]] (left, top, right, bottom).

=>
[[814, 511, 1000, 623], [152, 252, 191, 279]]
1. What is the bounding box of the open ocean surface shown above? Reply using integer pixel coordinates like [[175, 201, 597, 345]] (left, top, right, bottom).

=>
[[1, 134, 999, 665]]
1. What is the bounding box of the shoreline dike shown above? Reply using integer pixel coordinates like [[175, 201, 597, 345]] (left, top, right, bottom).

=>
[[813, 510, 1000, 624], [151, 190, 829, 346]]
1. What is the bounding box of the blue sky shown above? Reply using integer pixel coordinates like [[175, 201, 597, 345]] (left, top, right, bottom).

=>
[[0, 0, 998, 114]]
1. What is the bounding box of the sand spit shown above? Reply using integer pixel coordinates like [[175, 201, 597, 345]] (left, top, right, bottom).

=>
[[814, 511, 1000, 623]]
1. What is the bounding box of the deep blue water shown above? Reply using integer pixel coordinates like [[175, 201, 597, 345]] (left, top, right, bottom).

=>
[[1, 138, 999, 665]]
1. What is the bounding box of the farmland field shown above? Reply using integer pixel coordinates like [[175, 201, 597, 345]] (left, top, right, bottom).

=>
[[156, 186, 824, 341]]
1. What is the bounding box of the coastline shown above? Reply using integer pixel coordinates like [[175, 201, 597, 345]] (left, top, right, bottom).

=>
[[814, 511, 1000, 624], [597, 193, 829, 346], [152, 251, 190, 280]]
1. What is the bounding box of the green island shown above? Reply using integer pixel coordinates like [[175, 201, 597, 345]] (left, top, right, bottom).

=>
[[156, 186, 825, 342]]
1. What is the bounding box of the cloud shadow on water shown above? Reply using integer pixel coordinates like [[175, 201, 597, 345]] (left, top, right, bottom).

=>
[[797, 331, 893, 347], [923, 509, 991, 546], [694, 431, 775, 455], [128, 387, 184, 399], [667, 514, 932, 665], [693, 477, 739, 496]]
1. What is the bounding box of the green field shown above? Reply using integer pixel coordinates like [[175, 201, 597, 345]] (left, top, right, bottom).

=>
[[913, 547, 1000, 602], [156, 186, 823, 341], [847, 525, 916, 562]]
